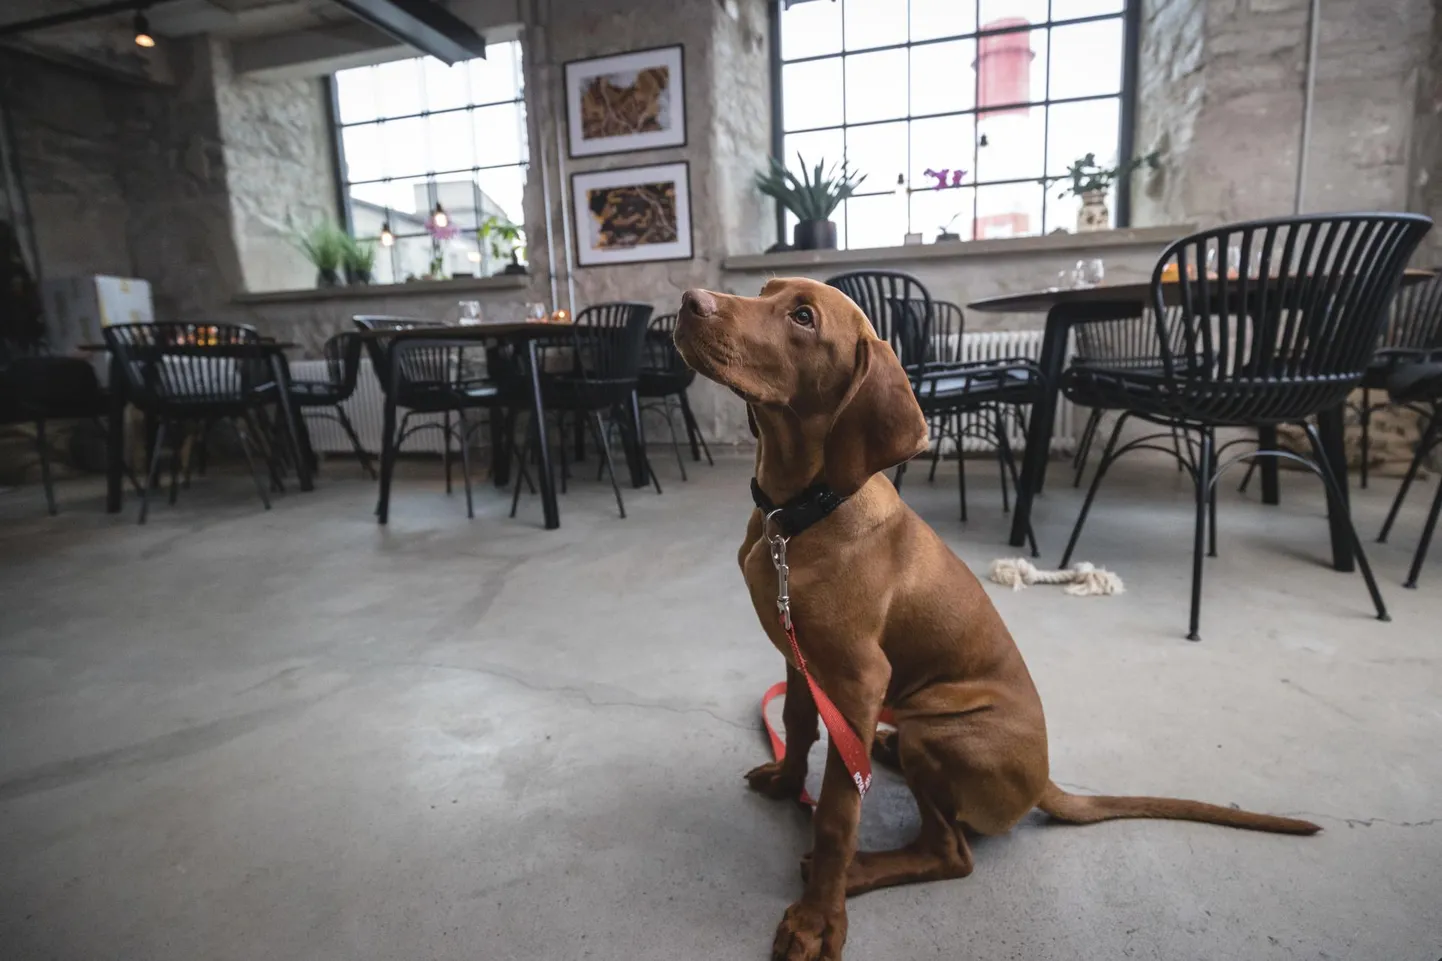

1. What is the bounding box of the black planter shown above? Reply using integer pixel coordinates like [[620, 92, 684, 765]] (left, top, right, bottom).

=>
[[793, 219, 838, 251], [345, 267, 372, 285], [317, 268, 343, 288]]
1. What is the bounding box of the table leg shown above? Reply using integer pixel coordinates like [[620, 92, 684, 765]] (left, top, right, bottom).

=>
[[106, 353, 125, 513], [1317, 405, 1354, 572], [490, 407, 510, 487], [377, 361, 398, 524], [626, 390, 647, 488], [1258, 425, 1280, 505], [527, 340, 560, 530], [1009, 305, 1069, 549], [270, 355, 313, 492]]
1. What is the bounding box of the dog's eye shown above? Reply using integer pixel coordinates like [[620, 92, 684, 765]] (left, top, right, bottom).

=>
[[792, 306, 815, 329]]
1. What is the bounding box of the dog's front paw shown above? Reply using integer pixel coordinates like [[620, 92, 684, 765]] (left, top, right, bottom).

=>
[[745, 759, 805, 800], [771, 901, 846, 961]]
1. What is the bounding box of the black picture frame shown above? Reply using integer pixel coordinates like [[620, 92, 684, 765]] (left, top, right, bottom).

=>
[[563, 44, 687, 159]]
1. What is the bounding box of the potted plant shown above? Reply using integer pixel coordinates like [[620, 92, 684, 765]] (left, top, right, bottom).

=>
[[1051, 151, 1161, 232], [755, 154, 866, 250], [296, 220, 347, 287], [341, 235, 377, 285], [478, 216, 528, 276], [936, 212, 963, 243]]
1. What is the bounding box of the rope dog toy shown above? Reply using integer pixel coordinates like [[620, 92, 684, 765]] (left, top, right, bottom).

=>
[[988, 557, 1125, 596]]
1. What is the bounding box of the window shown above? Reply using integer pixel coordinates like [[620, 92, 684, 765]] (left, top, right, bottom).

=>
[[774, 0, 1131, 249], [332, 41, 528, 283]]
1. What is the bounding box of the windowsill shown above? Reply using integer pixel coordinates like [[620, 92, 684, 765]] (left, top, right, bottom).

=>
[[722, 225, 1195, 272], [233, 273, 531, 306]]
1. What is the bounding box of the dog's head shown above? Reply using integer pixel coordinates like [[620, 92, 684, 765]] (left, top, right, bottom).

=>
[[674, 278, 928, 494]]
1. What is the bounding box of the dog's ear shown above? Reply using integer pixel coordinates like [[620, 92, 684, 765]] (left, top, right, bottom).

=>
[[823, 337, 929, 495], [746, 403, 759, 439]]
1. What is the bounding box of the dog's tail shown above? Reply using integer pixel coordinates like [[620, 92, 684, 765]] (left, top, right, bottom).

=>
[[1037, 781, 1320, 835]]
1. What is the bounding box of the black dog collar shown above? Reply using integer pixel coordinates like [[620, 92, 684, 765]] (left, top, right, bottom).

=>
[[751, 477, 847, 538]]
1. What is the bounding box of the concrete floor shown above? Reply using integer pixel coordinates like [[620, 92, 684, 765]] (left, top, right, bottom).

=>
[[1, 450, 1439, 961]]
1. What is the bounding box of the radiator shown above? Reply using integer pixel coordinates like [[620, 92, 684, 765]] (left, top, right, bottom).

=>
[[292, 333, 1078, 457], [289, 359, 454, 455], [947, 330, 1077, 455]]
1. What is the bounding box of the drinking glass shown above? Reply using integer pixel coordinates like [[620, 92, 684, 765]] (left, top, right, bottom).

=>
[[525, 301, 548, 322], [458, 301, 482, 325], [1076, 258, 1105, 288]]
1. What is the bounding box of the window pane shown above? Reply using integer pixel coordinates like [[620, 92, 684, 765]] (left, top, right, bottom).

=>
[[475, 166, 527, 226], [1054, 0, 1124, 17], [910, 0, 976, 41], [783, 58, 844, 130], [781, 0, 842, 60], [977, 26, 1045, 112], [473, 103, 526, 167], [392, 233, 441, 281], [909, 114, 976, 189], [468, 44, 522, 103], [843, 0, 906, 52], [974, 181, 1043, 239], [376, 58, 423, 118], [341, 123, 385, 183], [911, 186, 974, 241], [910, 39, 976, 117], [975, 105, 1044, 181], [424, 59, 470, 112], [1046, 98, 1121, 176], [382, 116, 429, 177], [783, 128, 846, 177], [845, 121, 906, 196], [351, 175, 432, 218], [844, 191, 909, 249], [844, 49, 907, 124], [335, 66, 379, 124], [428, 110, 475, 172], [1049, 20, 1123, 99], [979, 0, 1047, 26]]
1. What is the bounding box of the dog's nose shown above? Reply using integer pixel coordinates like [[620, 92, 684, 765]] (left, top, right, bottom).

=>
[[681, 288, 716, 318]]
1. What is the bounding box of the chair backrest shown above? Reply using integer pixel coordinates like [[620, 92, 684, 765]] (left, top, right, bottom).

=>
[[1381, 270, 1442, 352], [321, 331, 364, 397], [1151, 215, 1432, 395], [102, 322, 268, 405], [641, 311, 690, 376], [352, 315, 452, 396], [825, 270, 931, 371], [567, 301, 654, 384], [891, 297, 965, 364], [1073, 306, 1189, 368]]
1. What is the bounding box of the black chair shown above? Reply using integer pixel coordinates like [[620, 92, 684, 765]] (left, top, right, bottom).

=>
[[289, 331, 374, 479], [1058, 213, 1432, 640], [102, 322, 278, 523], [511, 302, 656, 519], [353, 315, 504, 520], [637, 311, 713, 481], [0, 355, 124, 515], [1376, 361, 1442, 587], [1353, 272, 1442, 487], [1069, 306, 1190, 486], [827, 270, 1043, 552]]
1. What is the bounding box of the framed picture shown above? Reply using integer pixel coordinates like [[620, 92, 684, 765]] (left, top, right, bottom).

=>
[[570, 162, 693, 267], [564, 45, 686, 158]]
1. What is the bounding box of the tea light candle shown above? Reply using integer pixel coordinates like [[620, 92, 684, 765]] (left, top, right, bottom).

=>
[[551, 309, 570, 323]]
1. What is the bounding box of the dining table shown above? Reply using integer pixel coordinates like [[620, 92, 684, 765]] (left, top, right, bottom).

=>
[[967, 269, 1435, 573], [80, 339, 313, 513]]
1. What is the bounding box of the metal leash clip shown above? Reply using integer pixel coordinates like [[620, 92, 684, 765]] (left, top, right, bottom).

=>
[[764, 509, 792, 630]]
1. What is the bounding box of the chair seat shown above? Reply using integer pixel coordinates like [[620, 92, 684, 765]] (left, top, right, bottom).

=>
[[637, 368, 693, 398], [1386, 361, 1442, 403], [1063, 363, 1360, 425], [914, 359, 1044, 411], [290, 379, 343, 405], [394, 381, 501, 412], [541, 374, 635, 412]]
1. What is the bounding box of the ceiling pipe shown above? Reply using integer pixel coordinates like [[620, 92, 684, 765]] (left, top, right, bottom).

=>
[[1293, 0, 1320, 214]]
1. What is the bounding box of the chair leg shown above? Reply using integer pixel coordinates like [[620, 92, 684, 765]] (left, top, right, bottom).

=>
[[168, 422, 185, 506], [442, 411, 453, 494], [663, 397, 689, 482], [1059, 414, 1132, 568], [1301, 423, 1388, 622], [456, 412, 474, 519], [1207, 428, 1218, 558], [678, 392, 710, 464], [558, 415, 571, 494], [139, 420, 169, 525], [995, 414, 1037, 557], [995, 409, 1011, 515], [591, 411, 627, 518], [893, 460, 907, 491], [1186, 429, 1213, 641], [33, 419, 58, 516], [957, 443, 968, 522], [235, 415, 273, 511], [1073, 408, 1102, 488], [510, 413, 536, 519], [1359, 390, 1370, 490], [1171, 423, 1186, 473], [1404, 460, 1442, 588], [927, 416, 944, 483], [333, 405, 376, 479], [1379, 414, 1439, 542]]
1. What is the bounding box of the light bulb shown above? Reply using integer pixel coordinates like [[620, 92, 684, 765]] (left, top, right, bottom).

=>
[[432, 203, 448, 228], [134, 11, 155, 47], [379, 223, 395, 247]]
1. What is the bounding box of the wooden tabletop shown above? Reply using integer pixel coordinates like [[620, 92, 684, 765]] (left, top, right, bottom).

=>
[[968, 267, 1437, 314], [78, 340, 299, 352], [354, 321, 561, 341]]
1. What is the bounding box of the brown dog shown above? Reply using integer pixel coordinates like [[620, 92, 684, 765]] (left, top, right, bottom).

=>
[[674, 279, 1318, 961]]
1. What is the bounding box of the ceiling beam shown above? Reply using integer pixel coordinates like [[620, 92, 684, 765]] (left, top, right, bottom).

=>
[[0, 0, 183, 39], [327, 0, 486, 65]]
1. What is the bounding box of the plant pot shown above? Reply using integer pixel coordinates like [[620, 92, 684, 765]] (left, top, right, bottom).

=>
[[316, 268, 343, 288], [502, 263, 529, 276], [936, 231, 961, 243], [793, 219, 838, 250], [345, 267, 371, 285], [1076, 190, 1109, 232]]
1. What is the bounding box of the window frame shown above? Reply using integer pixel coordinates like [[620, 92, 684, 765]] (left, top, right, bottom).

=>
[[329, 46, 529, 279], [768, 0, 1141, 248]]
